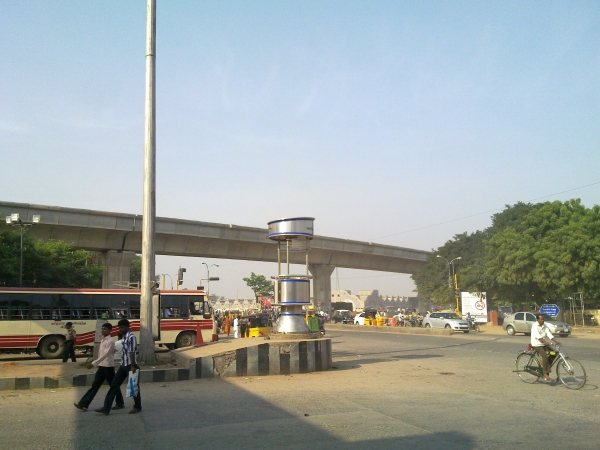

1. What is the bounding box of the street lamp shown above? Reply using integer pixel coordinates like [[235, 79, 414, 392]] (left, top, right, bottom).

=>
[[201, 263, 219, 298], [5, 213, 41, 287], [436, 255, 462, 312]]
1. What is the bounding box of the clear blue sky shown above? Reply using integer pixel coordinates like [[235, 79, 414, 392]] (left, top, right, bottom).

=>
[[1, 1, 599, 299]]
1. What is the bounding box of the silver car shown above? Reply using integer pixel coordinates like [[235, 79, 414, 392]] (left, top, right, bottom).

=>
[[422, 312, 470, 333], [502, 312, 571, 337]]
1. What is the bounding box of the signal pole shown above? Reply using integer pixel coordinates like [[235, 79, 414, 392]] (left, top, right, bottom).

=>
[[139, 0, 157, 364]]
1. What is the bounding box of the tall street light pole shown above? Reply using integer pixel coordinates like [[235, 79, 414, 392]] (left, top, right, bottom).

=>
[[5, 213, 41, 287], [139, 0, 157, 364], [437, 255, 462, 312], [202, 263, 218, 298]]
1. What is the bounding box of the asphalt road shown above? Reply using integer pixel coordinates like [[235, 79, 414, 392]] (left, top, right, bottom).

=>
[[1, 330, 598, 450]]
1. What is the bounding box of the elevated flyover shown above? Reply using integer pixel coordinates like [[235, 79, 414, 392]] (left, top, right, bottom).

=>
[[0, 201, 431, 307]]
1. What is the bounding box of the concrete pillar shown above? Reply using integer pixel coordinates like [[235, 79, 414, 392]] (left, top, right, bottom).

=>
[[100, 251, 137, 289], [308, 265, 335, 313]]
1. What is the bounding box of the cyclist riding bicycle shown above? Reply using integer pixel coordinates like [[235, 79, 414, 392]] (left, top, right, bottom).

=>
[[531, 313, 561, 382]]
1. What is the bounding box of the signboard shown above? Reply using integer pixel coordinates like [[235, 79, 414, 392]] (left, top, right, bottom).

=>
[[461, 292, 488, 323], [540, 304, 560, 317]]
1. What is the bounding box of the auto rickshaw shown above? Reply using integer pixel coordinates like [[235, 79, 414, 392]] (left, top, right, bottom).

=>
[[363, 307, 378, 326], [241, 313, 272, 338]]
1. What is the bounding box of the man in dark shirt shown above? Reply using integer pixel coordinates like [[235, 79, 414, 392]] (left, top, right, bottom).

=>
[[62, 322, 77, 363]]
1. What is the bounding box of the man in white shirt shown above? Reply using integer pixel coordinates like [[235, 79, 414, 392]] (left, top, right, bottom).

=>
[[233, 316, 240, 338], [74, 323, 124, 412], [531, 314, 561, 382]]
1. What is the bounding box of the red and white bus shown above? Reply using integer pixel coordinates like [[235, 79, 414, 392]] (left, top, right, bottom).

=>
[[0, 288, 216, 358]]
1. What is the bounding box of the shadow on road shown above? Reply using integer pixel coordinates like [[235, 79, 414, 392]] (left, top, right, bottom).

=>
[[60, 376, 477, 450]]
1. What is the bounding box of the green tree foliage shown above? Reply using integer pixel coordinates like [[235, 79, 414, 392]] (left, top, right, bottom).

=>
[[243, 272, 274, 297], [411, 200, 600, 308], [486, 200, 600, 300], [0, 230, 104, 288], [130, 255, 142, 283]]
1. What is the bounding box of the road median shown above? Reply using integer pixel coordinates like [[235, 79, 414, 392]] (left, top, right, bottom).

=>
[[325, 323, 453, 335]]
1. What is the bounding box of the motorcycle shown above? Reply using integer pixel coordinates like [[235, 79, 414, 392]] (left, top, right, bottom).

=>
[[467, 318, 480, 332]]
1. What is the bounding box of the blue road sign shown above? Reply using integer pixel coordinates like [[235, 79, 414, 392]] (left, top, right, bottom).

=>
[[540, 304, 560, 317]]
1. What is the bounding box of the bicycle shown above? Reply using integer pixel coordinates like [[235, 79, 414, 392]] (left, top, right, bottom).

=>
[[514, 344, 586, 390]]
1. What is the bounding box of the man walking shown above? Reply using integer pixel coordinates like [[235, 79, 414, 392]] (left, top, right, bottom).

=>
[[95, 319, 141, 415], [74, 323, 125, 412], [62, 322, 77, 363]]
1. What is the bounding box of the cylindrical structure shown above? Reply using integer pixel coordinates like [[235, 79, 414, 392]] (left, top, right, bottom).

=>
[[267, 217, 314, 240], [280, 278, 310, 303], [268, 218, 314, 334], [273, 277, 311, 333], [139, 0, 157, 364]]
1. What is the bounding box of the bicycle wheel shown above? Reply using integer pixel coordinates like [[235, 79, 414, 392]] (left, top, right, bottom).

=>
[[557, 357, 586, 390], [516, 353, 541, 383]]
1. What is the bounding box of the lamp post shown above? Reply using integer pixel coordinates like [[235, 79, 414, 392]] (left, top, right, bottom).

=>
[[5, 213, 41, 287], [201, 263, 219, 299], [436, 255, 462, 312]]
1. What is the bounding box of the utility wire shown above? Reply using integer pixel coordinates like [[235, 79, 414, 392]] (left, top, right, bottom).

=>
[[371, 180, 600, 241]]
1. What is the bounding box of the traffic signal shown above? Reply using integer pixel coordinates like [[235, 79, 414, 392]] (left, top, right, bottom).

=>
[[178, 267, 186, 284]]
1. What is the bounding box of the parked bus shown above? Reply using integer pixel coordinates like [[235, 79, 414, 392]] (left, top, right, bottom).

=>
[[0, 288, 216, 358]]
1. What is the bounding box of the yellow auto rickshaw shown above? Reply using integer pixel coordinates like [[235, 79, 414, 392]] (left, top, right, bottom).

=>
[[363, 307, 378, 326], [241, 313, 272, 338]]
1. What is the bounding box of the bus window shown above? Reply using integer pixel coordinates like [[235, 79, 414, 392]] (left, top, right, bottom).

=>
[[190, 301, 204, 316], [0, 296, 7, 320], [53, 294, 72, 320], [160, 295, 182, 318], [10, 295, 31, 320], [66, 294, 91, 319], [91, 294, 111, 319], [129, 299, 140, 319], [112, 295, 132, 319], [31, 294, 52, 320]]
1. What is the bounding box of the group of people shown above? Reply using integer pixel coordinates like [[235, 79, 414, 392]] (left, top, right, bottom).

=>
[[393, 310, 423, 327], [67, 319, 142, 415]]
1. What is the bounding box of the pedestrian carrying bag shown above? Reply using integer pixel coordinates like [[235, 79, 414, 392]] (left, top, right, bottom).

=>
[[126, 370, 139, 398]]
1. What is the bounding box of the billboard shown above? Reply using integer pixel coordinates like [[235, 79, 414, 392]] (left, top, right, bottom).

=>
[[461, 292, 488, 323]]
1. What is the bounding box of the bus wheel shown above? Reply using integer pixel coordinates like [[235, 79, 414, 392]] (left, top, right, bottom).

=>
[[38, 336, 65, 359], [175, 331, 196, 349]]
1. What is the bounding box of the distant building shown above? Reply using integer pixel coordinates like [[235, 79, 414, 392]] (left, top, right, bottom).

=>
[[330, 289, 417, 312]]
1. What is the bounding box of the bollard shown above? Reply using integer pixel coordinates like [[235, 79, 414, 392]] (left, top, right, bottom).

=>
[[194, 322, 206, 347]]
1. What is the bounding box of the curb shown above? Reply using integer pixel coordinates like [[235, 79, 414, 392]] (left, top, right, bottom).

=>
[[173, 338, 333, 379], [0, 367, 190, 391], [0, 338, 334, 391]]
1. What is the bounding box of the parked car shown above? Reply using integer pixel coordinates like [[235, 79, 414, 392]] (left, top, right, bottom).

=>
[[354, 312, 365, 325], [422, 312, 470, 333], [502, 312, 571, 337], [332, 310, 353, 324]]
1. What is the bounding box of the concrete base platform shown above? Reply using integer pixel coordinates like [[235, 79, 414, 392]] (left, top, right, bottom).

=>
[[171, 336, 332, 379]]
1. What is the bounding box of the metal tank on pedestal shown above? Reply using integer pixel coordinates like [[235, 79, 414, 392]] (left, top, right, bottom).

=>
[[268, 217, 314, 334]]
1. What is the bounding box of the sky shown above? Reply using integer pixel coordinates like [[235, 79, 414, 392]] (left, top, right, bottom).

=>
[[1, 1, 599, 299]]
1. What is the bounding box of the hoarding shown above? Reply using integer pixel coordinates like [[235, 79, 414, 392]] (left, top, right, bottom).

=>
[[461, 292, 488, 323]]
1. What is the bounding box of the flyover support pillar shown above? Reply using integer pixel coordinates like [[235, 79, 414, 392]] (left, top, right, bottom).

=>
[[100, 251, 137, 289], [308, 265, 335, 314]]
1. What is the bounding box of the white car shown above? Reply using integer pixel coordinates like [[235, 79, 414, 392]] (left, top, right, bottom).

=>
[[422, 312, 470, 333], [354, 312, 365, 325]]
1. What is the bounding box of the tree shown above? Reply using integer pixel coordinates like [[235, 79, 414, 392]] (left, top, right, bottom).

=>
[[485, 200, 600, 301], [0, 230, 104, 288], [243, 272, 274, 298], [130, 255, 142, 284], [412, 201, 552, 310]]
